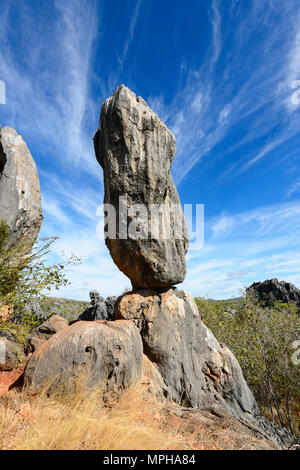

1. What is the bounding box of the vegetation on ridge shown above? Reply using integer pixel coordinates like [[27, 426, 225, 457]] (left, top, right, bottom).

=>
[[196, 294, 300, 435]]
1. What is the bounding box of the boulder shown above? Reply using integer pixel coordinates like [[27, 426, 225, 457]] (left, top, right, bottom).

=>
[[141, 354, 169, 399], [115, 288, 259, 419], [25, 315, 68, 354], [94, 85, 189, 289], [20, 320, 143, 395], [0, 337, 23, 371], [0, 125, 43, 250], [247, 278, 300, 311], [105, 296, 117, 320], [0, 329, 17, 343], [115, 288, 295, 447]]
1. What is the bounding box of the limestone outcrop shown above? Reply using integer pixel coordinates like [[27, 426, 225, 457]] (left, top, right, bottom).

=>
[[94, 85, 189, 289], [0, 336, 23, 371], [0, 125, 43, 249], [72, 291, 117, 323], [25, 315, 68, 354], [247, 278, 300, 312], [14, 87, 295, 449]]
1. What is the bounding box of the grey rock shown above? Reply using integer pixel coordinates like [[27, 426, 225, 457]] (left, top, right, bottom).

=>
[[25, 315, 68, 354], [0, 337, 23, 371], [141, 354, 169, 400], [25, 299, 49, 320], [0, 125, 43, 250], [115, 288, 295, 447], [20, 320, 143, 396], [77, 301, 108, 321], [105, 295, 117, 320], [94, 85, 189, 289], [247, 278, 300, 311]]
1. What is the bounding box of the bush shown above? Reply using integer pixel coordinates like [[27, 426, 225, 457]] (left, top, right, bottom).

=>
[[0, 219, 80, 326], [196, 294, 300, 434]]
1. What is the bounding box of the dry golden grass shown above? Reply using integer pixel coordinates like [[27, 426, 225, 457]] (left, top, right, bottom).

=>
[[0, 377, 276, 450]]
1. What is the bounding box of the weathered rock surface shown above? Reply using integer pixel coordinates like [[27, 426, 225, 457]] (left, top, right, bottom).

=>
[[115, 288, 259, 418], [0, 337, 23, 371], [70, 294, 117, 323], [25, 315, 68, 354], [160, 404, 281, 450], [247, 278, 300, 311], [20, 320, 143, 395], [0, 125, 43, 249], [94, 85, 189, 289], [141, 354, 169, 399], [105, 296, 117, 320], [115, 288, 295, 447], [77, 300, 108, 322]]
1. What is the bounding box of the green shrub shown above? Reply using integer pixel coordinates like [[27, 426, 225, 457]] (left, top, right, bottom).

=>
[[0, 219, 80, 325], [196, 294, 300, 434]]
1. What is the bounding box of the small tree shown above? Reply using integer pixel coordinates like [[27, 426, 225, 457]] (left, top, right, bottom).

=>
[[0, 219, 80, 325]]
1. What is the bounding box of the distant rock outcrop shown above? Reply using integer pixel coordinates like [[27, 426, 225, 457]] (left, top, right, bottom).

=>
[[0, 125, 43, 250], [105, 296, 117, 320], [0, 336, 23, 371], [247, 278, 300, 311], [94, 85, 189, 289]]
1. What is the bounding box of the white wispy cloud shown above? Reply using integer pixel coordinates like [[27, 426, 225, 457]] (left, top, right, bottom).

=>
[[183, 199, 300, 298], [0, 0, 100, 177]]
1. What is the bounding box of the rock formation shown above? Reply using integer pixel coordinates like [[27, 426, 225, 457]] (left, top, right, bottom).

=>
[[247, 278, 300, 311], [20, 320, 143, 396], [94, 85, 189, 289], [105, 295, 117, 320], [93, 86, 295, 447], [13, 86, 295, 448], [0, 125, 43, 250], [116, 288, 260, 419], [25, 315, 68, 354], [71, 291, 117, 323]]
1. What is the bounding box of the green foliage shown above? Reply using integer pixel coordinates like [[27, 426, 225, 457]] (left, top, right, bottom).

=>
[[38, 297, 89, 322], [0, 219, 80, 323], [196, 294, 300, 434]]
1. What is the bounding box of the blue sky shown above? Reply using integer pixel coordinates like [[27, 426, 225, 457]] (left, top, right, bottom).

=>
[[1, 0, 300, 300]]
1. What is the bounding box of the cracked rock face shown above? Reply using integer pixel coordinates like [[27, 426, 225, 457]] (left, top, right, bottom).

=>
[[0, 126, 43, 249], [115, 288, 260, 421], [94, 85, 189, 289]]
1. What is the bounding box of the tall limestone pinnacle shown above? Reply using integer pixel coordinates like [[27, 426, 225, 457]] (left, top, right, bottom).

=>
[[0, 125, 43, 249], [94, 85, 189, 289]]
